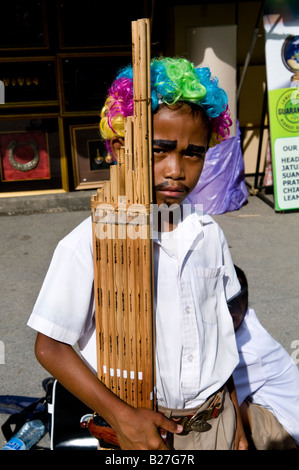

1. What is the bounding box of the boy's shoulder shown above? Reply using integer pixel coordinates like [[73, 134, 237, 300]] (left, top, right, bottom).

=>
[[182, 199, 219, 229], [237, 309, 282, 355], [58, 216, 92, 250]]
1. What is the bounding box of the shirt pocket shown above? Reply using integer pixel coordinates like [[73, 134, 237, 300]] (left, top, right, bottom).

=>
[[193, 266, 225, 325]]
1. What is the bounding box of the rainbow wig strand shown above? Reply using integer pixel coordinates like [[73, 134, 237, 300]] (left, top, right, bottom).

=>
[[100, 57, 232, 158]]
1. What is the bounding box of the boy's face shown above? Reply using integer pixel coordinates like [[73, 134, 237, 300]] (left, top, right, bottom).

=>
[[153, 105, 209, 207]]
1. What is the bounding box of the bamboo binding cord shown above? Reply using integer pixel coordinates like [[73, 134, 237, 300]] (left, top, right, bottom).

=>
[[91, 18, 155, 411]]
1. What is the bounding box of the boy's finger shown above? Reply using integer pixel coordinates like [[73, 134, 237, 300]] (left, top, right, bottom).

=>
[[160, 419, 184, 434]]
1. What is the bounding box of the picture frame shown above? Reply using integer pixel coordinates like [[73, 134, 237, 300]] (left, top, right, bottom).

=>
[[0, 57, 58, 108], [0, 115, 69, 195], [0, 130, 50, 182], [58, 52, 131, 114], [70, 124, 112, 190], [56, 0, 144, 49]]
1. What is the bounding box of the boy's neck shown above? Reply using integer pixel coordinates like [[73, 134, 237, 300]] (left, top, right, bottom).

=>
[[156, 204, 182, 233]]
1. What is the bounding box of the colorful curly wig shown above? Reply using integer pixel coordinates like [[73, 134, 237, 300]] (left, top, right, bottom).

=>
[[100, 57, 232, 158]]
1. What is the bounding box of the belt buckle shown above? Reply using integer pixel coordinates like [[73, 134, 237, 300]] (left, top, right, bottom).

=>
[[188, 410, 212, 433], [174, 410, 212, 434], [189, 410, 212, 432], [172, 394, 223, 434]]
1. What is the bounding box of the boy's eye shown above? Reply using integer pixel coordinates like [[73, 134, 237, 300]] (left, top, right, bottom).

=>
[[153, 140, 176, 157], [185, 151, 205, 159], [153, 147, 167, 155], [185, 145, 206, 159]]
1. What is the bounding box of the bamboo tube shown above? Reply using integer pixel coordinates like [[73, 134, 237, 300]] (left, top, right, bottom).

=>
[[102, 182, 117, 395], [132, 21, 142, 204], [119, 222, 129, 403], [126, 219, 137, 406], [138, 18, 151, 205], [124, 116, 138, 406], [117, 146, 126, 198], [110, 164, 118, 205], [113, 147, 126, 400], [91, 196, 104, 382], [146, 20, 153, 204], [96, 188, 110, 387], [135, 234, 144, 407], [134, 18, 154, 409], [143, 227, 155, 408], [124, 117, 134, 205], [92, 187, 112, 387], [118, 146, 130, 402], [113, 230, 123, 399]]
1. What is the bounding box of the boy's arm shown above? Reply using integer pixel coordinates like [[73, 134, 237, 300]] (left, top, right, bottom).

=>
[[226, 375, 248, 450], [35, 332, 182, 449]]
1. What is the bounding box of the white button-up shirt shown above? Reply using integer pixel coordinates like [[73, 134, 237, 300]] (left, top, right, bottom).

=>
[[154, 210, 240, 409], [233, 308, 299, 444]]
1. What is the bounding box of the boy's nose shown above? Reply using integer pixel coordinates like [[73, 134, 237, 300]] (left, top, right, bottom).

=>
[[163, 154, 184, 179]]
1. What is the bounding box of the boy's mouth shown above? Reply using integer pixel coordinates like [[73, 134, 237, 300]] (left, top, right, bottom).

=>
[[155, 182, 189, 199]]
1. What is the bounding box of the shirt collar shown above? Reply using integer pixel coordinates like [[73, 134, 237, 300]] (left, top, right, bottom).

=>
[[153, 203, 210, 267]]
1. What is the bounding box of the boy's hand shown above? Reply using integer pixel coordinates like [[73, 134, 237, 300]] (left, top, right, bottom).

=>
[[113, 406, 183, 450]]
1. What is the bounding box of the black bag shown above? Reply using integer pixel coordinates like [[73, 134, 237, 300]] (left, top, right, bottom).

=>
[[1, 395, 47, 447], [47, 379, 98, 450], [1, 378, 98, 450]]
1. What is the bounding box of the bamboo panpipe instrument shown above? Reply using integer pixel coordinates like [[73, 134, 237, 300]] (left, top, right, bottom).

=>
[[91, 18, 155, 411]]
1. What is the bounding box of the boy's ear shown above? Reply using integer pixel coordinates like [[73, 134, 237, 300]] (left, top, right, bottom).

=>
[[110, 137, 125, 159]]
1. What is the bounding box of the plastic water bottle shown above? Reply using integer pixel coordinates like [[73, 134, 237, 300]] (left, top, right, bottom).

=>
[[1, 419, 45, 450]]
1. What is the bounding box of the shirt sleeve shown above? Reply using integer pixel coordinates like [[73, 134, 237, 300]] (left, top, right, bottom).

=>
[[27, 217, 94, 346]]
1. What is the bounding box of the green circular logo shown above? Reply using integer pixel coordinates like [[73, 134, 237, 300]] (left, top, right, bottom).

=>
[[276, 89, 299, 132]]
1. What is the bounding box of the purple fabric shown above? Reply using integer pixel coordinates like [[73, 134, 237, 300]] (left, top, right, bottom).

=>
[[187, 123, 248, 214]]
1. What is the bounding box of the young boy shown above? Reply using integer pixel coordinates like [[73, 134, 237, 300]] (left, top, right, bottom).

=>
[[27, 57, 247, 450], [229, 266, 299, 449]]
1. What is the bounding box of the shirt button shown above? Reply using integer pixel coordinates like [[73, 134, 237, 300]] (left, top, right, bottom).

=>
[[188, 355, 194, 362], [185, 306, 191, 313]]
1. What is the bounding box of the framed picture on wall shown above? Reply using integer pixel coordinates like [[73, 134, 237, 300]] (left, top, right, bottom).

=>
[[0, 130, 50, 182], [0, 115, 68, 194], [0, 57, 58, 107], [57, 0, 144, 49], [70, 124, 113, 190], [0, 0, 49, 51], [59, 53, 131, 114]]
